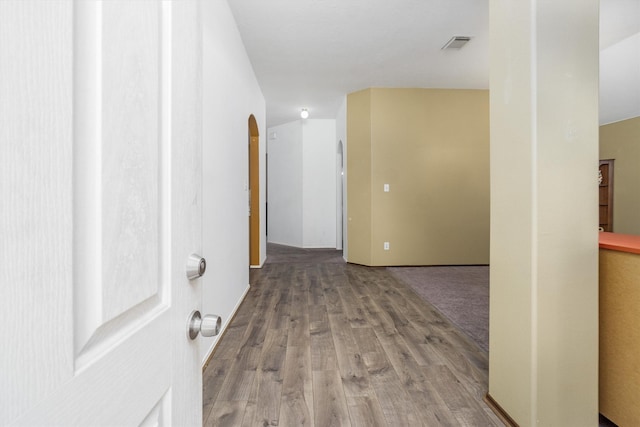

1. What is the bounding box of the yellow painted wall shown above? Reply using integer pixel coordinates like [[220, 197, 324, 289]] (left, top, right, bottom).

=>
[[346, 89, 372, 265], [599, 248, 640, 426], [346, 88, 490, 266], [600, 116, 640, 235]]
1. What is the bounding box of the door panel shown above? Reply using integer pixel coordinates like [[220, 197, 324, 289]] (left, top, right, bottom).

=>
[[101, 3, 160, 324], [249, 134, 260, 266], [0, 1, 202, 425], [15, 315, 172, 425], [75, 0, 168, 366], [0, 2, 74, 423]]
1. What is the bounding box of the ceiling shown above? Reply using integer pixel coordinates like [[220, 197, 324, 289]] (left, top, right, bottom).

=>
[[229, 0, 640, 128]]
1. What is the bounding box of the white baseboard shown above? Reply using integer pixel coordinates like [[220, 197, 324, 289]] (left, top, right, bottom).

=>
[[250, 255, 266, 269], [249, 259, 265, 269], [201, 283, 251, 369]]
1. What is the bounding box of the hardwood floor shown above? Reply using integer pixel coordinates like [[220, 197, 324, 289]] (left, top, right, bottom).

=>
[[203, 246, 502, 426]]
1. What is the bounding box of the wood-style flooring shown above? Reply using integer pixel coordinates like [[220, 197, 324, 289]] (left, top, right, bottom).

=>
[[203, 246, 502, 426]]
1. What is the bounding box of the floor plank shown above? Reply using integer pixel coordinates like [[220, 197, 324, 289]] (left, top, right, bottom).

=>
[[327, 312, 371, 397], [346, 395, 387, 427], [313, 370, 351, 427], [280, 345, 314, 427], [250, 329, 288, 426], [203, 244, 502, 427], [310, 304, 339, 371], [204, 400, 247, 427], [351, 327, 423, 426], [422, 364, 500, 427], [202, 358, 233, 422]]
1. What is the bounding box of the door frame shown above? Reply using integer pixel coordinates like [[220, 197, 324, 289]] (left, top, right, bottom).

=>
[[336, 140, 345, 250], [249, 115, 260, 266]]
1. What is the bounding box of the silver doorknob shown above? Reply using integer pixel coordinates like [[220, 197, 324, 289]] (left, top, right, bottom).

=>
[[187, 310, 221, 340], [186, 253, 206, 280]]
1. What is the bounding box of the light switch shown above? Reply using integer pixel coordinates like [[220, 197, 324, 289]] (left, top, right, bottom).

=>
[[384, 184, 390, 192]]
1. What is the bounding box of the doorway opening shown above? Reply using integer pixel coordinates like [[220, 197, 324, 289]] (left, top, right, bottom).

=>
[[249, 115, 260, 267], [337, 140, 344, 252]]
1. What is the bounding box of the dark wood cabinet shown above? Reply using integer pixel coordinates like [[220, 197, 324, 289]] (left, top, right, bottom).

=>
[[599, 159, 614, 231]]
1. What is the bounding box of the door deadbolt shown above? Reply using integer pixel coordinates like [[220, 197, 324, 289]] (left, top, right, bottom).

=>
[[186, 253, 206, 280], [187, 310, 221, 340]]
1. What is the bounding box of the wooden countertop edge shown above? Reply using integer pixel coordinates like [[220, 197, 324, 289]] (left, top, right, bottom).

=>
[[599, 232, 640, 255]]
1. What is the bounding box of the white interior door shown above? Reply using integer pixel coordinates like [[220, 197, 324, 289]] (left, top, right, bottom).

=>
[[0, 1, 203, 425]]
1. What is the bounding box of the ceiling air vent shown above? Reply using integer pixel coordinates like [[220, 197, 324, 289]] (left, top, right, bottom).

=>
[[442, 36, 471, 50]]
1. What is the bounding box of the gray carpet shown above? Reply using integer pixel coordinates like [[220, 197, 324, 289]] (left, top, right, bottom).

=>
[[388, 266, 490, 353], [387, 265, 618, 427]]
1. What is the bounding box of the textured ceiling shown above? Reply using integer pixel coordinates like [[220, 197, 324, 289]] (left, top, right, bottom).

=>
[[229, 0, 489, 127], [600, 0, 640, 49], [229, 0, 639, 128]]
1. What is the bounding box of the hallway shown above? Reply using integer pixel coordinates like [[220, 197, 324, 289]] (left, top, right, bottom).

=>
[[203, 245, 501, 426]]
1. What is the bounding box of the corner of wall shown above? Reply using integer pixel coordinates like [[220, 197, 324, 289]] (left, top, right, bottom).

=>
[[336, 96, 348, 256], [346, 89, 372, 265], [348, 88, 490, 266]]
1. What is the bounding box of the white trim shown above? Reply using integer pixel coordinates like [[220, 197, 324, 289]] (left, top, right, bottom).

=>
[[250, 259, 265, 269]]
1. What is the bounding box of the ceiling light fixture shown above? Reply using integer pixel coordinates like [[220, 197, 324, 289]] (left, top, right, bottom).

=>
[[442, 36, 471, 50], [300, 108, 309, 119]]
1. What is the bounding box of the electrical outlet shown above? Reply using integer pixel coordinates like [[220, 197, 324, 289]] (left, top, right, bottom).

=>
[[384, 183, 390, 192], [384, 242, 390, 250]]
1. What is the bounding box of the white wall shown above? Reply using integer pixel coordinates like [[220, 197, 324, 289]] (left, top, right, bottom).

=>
[[267, 119, 337, 249], [303, 120, 337, 248], [336, 97, 347, 257], [600, 32, 640, 125], [201, 0, 266, 364], [267, 121, 303, 246]]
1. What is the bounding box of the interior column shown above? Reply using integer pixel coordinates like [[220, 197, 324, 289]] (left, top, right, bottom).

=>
[[488, 1, 599, 426]]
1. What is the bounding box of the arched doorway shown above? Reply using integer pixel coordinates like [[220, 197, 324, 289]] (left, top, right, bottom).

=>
[[248, 115, 260, 266]]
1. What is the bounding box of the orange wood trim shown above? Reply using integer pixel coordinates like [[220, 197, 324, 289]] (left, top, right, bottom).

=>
[[484, 393, 519, 427], [599, 231, 640, 255], [599, 159, 614, 231], [249, 135, 260, 266]]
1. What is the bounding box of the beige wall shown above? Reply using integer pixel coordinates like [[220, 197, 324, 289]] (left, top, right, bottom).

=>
[[600, 116, 640, 235], [346, 88, 490, 266], [489, 1, 535, 419], [346, 89, 372, 265], [489, 0, 599, 426], [599, 248, 640, 426]]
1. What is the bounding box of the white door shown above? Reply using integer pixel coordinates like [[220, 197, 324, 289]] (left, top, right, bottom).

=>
[[0, 1, 204, 425]]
